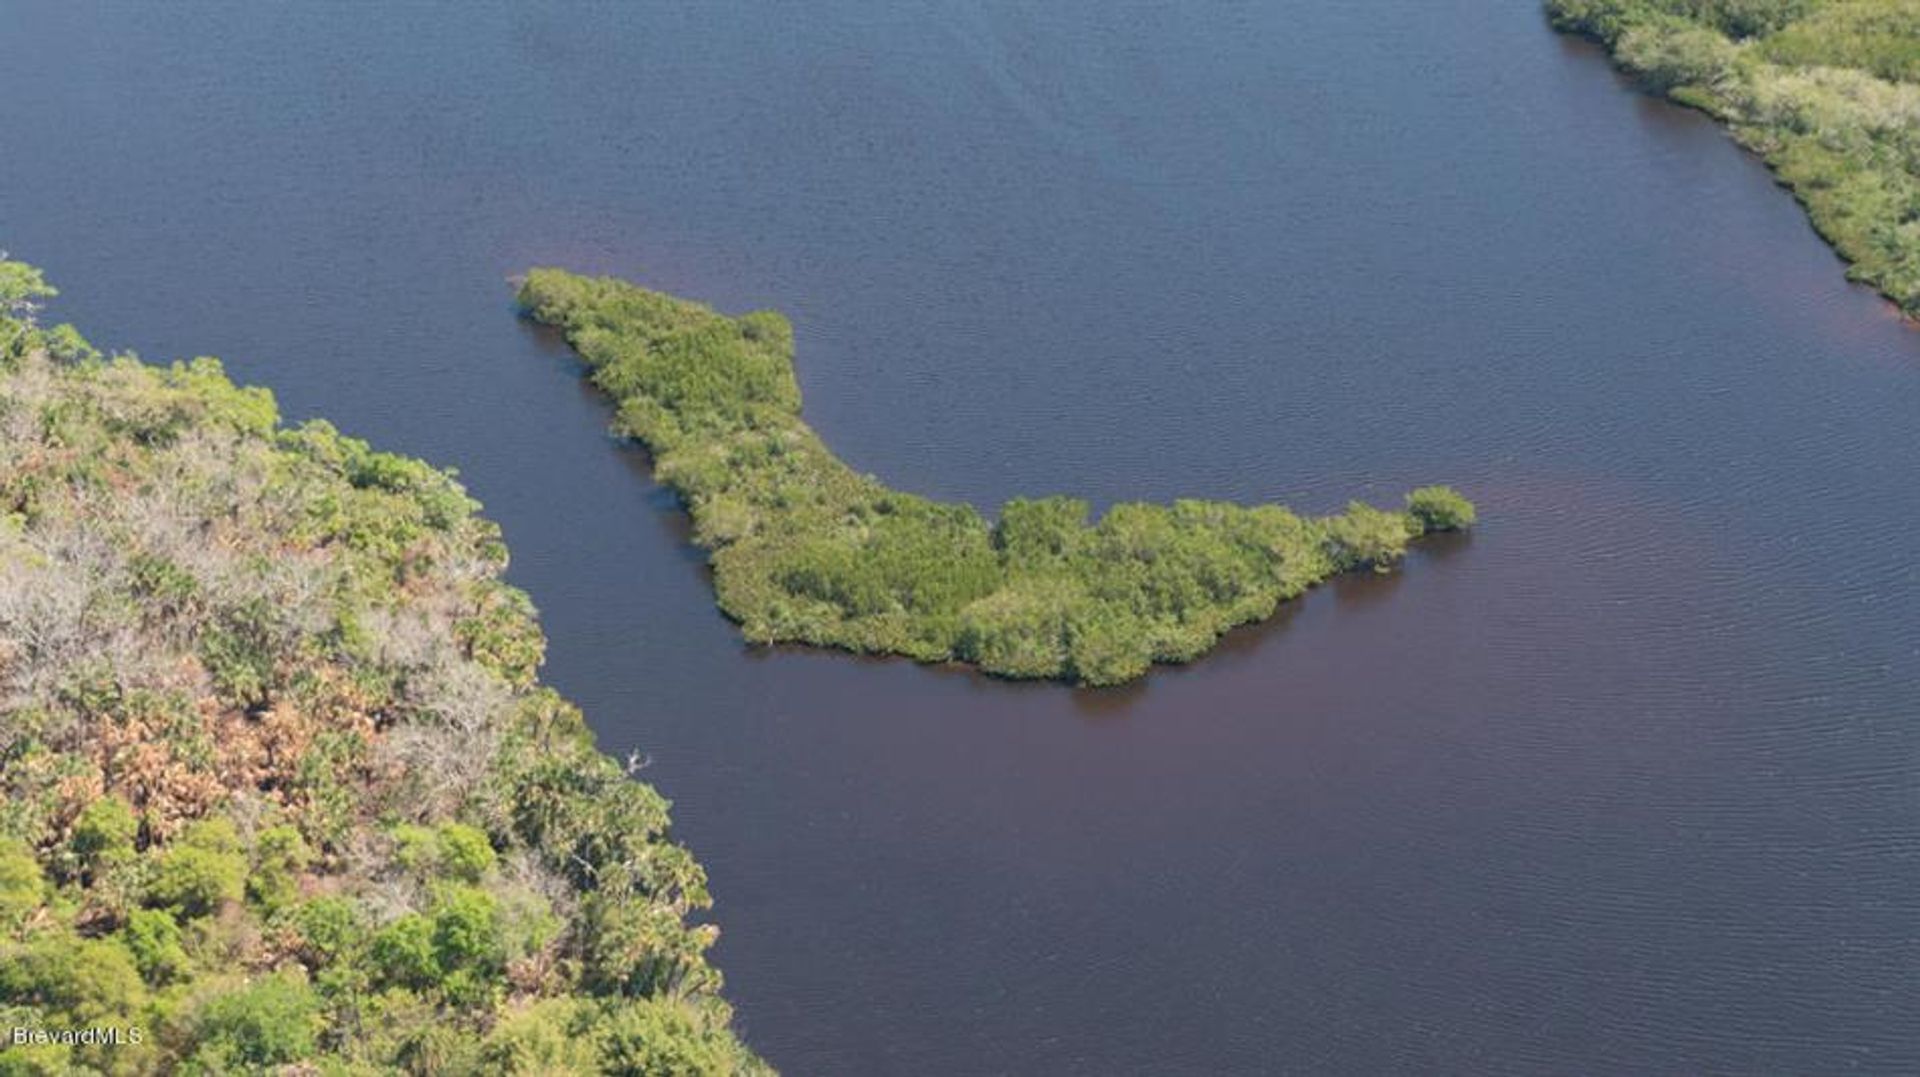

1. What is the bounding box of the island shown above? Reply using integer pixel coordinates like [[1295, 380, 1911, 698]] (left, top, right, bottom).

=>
[[1549, 0, 1920, 318], [519, 269, 1475, 687], [0, 258, 767, 1074]]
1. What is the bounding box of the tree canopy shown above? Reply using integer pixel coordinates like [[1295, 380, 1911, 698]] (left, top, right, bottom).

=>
[[0, 258, 767, 1075]]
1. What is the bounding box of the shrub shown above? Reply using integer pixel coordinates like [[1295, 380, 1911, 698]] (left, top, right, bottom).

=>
[[595, 997, 762, 1077], [120, 908, 189, 984], [431, 887, 505, 977], [480, 999, 599, 1074], [1406, 485, 1477, 533], [0, 259, 56, 319], [1320, 502, 1413, 571], [67, 797, 138, 880], [369, 914, 438, 991], [390, 823, 441, 875], [246, 825, 310, 914], [956, 583, 1074, 678], [1547, 0, 1816, 43], [390, 1021, 485, 1075], [0, 840, 45, 928], [184, 974, 320, 1072], [0, 935, 146, 1026], [1065, 612, 1154, 687], [1681, 0, 1819, 40], [455, 584, 547, 688], [1619, 20, 1742, 92], [146, 820, 246, 919], [42, 323, 100, 365], [438, 822, 497, 883], [288, 896, 360, 967], [128, 554, 200, 617], [198, 600, 281, 708]]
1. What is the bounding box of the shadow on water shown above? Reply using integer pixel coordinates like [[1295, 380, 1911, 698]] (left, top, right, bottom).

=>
[[1067, 676, 1150, 722]]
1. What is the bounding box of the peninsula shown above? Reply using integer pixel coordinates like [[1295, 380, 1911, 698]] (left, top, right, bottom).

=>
[[519, 269, 1474, 687], [0, 258, 766, 1074]]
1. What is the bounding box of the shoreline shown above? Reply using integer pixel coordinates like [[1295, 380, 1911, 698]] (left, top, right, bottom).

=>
[[1546, 0, 1920, 324]]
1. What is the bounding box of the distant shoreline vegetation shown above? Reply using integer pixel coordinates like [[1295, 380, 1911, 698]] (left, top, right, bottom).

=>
[[1548, 0, 1920, 319], [519, 269, 1474, 687]]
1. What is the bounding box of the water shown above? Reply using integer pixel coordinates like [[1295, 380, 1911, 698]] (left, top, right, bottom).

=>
[[5, 2, 1918, 1072]]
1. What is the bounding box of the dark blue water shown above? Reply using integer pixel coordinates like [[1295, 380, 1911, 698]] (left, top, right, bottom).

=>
[[5, 3, 1918, 1072]]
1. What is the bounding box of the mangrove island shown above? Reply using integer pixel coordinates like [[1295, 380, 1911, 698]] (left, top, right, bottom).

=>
[[519, 269, 1475, 687]]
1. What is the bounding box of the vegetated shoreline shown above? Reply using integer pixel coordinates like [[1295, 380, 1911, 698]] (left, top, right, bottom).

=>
[[1547, 0, 1920, 322], [518, 269, 1475, 688], [0, 257, 768, 1074]]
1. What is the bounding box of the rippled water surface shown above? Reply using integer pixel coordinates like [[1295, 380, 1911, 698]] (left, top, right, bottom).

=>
[[5, 2, 1918, 1072]]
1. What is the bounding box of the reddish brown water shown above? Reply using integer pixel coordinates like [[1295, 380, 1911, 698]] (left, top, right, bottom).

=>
[[5, 3, 1918, 1072]]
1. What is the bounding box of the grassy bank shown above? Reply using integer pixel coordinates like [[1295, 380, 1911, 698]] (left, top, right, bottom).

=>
[[0, 258, 766, 1075], [519, 269, 1473, 687], [1547, 0, 1920, 316]]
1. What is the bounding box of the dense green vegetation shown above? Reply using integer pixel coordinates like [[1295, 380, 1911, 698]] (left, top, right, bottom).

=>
[[0, 258, 767, 1074], [1547, 0, 1920, 315], [519, 270, 1474, 687]]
